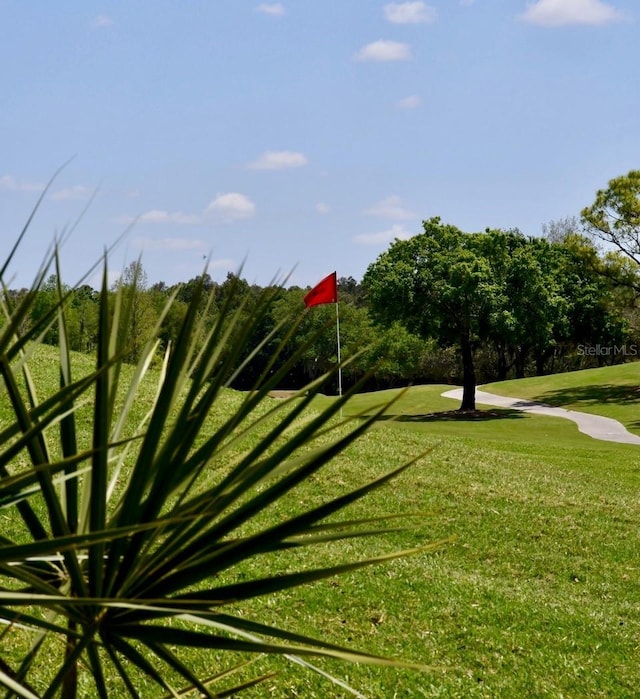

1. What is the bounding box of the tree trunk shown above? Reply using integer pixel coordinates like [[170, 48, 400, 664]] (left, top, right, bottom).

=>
[[515, 346, 528, 379], [535, 349, 550, 376], [460, 335, 476, 411], [495, 343, 508, 381]]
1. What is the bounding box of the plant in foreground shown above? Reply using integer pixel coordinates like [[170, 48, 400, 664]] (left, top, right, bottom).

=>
[[0, 219, 440, 697]]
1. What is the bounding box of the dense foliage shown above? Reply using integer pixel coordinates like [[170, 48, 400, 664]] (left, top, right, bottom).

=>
[[5, 172, 640, 408], [6, 226, 637, 406], [363, 220, 633, 409]]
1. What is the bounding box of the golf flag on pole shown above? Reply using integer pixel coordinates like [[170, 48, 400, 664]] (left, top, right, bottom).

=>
[[304, 271, 343, 405], [304, 271, 338, 308]]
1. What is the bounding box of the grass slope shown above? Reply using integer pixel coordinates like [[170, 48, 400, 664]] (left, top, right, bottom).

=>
[[3, 350, 640, 697], [483, 361, 640, 434], [254, 385, 640, 696]]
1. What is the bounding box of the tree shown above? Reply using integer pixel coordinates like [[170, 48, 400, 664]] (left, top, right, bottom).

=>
[[69, 284, 99, 352], [480, 232, 567, 379], [112, 261, 158, 362], [30, 274, 65, 346], [364, 218, 501, 410], [542, 216, 581, 244], [581, 170, 640, 266], [366, 322, 427, 388], [552, 233, 630, 368], [270, 288, 375, 391]]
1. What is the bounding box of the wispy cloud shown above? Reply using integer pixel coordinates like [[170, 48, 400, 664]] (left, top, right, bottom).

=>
[[363, 195, 417, 220], [384, 2, 437, 24], [247, 150, 308, 170], [133, 237, 206, 252], [91, 15, 114, 29], [116, 210, 201, 225], [139, 210, 201, 225], [256, 3, 285, 16], [118, 192, 257, 227], [353, 224, 412, 245], [315, 202, 330, 214], [0, 175, 44, 192], [521, 0, 625, 26], [50, 185, 91, 201], [205, 193, 256, 222], [208, 258, 236, 270], [354, 40, 411, 62], [396, 94, 421, 110]]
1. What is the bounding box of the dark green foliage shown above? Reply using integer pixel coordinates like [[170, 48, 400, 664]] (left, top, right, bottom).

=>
[[364, 218, 503, 409]]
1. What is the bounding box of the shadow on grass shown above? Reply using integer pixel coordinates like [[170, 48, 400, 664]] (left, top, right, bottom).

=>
[[365, 408, 526, 423], [537, 384, 640, 408]]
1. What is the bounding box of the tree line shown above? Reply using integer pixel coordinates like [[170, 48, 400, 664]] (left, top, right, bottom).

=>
[[5, 171, 640, 407]]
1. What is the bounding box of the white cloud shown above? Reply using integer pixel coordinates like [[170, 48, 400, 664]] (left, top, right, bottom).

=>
[[133, 237, 206, 252], [205, 193, 256, 222], [50, 185, 90, 201], [0, 175, 44, 192], [207, 257, 236, 270], [256, 3, 285, 15], [363, 195, 417, 220], [138, 210, 201, 225], [354, 224, 412, 245], [117, 193, 256, 227], [354, 40, 411, 62], [384, 2, 437, 24], [460, 0, 475, 5], [91, 15, 114, 29], [396, 94, 421, 109], [247, 150, 308, 170], [315, 202, 330, 214], [521, 0, 624, 26]]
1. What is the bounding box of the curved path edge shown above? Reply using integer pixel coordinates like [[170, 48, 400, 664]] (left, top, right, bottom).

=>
[[441, 388, 640, 445]]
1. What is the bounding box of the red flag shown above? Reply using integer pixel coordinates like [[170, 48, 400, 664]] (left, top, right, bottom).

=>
[[304, 272, 338, 308]]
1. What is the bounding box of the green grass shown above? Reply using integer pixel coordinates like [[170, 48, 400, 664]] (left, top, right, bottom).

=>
[[483, 361, 640, 434], [241, 381, 640, 696], [3, 350, 640, 697]]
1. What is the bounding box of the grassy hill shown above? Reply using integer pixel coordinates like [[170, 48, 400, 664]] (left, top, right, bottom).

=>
[[484, 361, 640, 433], [2, 350, 639, 697], [252, 376, 640, 696]]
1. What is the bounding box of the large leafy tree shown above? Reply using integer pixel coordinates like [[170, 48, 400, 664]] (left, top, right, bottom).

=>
[[553, 233, 630, 366], [364, 218, 501, 410], [480, 231, 567, 379], [581, 170, 640, 267]]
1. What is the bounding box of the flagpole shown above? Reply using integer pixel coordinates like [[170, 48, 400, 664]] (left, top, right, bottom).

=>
[[303, 271, 341, 415], [335, 301, 342, 416]]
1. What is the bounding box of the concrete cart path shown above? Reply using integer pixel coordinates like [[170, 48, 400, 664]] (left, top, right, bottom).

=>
[[441, 388, 640, 445]]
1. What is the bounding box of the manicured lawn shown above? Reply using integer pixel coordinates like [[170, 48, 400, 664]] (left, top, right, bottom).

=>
[[234, 383, 640, 696], [2, 351, 639, 697], [483, 362, 640, 434]]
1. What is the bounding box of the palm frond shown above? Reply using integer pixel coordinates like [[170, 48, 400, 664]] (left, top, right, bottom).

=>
[[0, 217, 443, 697]]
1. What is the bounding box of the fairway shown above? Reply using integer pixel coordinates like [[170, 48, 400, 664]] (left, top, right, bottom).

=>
[[2, 350, 640, 697], [484, 362, 640, 434], [240, 378, 640, 696]]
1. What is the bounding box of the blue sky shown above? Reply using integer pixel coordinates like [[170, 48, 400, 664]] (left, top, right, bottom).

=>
[[1, 0, 638, 289]]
